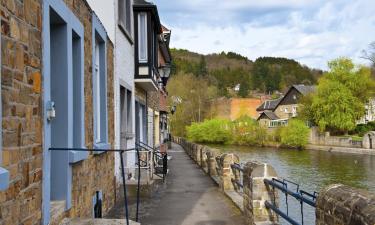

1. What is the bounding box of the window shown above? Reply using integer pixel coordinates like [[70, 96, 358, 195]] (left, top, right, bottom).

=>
[[292, 106, 298, 117], [138, 12, 148, 62], [94, 40, 102, 143], [92, 15, 109, 150], [126, 89, 132, 133], [118, 0, 132, 36]]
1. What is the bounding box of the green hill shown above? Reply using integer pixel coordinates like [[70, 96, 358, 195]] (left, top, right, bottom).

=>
[[170, 48, 322, 97]]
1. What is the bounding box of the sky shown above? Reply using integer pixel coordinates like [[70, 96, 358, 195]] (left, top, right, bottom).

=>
[[154, 0, 375, 70]]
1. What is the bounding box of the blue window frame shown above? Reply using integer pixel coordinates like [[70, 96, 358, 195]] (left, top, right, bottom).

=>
[[92, 13, 110, 153], [0, 32, 9, 190]]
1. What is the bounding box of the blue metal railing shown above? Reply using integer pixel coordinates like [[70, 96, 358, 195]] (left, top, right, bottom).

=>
[[264, 178, 318, 225], [49, 147, 142, 225]]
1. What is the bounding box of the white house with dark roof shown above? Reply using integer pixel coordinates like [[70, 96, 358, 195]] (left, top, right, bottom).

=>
[[257, 84, 315, 128]]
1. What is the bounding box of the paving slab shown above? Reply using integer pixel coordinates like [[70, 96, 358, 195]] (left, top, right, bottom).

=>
[[108, 143, 245, 225]]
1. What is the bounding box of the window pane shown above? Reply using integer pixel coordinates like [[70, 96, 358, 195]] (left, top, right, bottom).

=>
[[138, 13, 147, 62], [95, 40, 101, 142], [125, 0, 131, 33], [126, 89, 132, 133]]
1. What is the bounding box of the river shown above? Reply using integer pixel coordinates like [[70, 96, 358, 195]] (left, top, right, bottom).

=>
[[211, 145, 375, 225]]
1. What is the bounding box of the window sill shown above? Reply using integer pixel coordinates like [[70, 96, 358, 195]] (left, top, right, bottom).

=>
[[0, 167, 9, 191], [118, 24, 134, 45], [93, 142, 111, 155], [69, 147, 89, 164], [125, 132, 135, 140]]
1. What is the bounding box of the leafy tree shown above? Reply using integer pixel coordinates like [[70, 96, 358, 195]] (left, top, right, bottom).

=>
[[302, 58, 375, 133], [280, 119, 310, 149]]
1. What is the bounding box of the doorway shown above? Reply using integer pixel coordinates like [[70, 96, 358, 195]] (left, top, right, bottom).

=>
[[42, 2, 85, 224]]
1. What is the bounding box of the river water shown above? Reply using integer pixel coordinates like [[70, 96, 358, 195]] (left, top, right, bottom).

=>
[[211, 145, 375, 225]]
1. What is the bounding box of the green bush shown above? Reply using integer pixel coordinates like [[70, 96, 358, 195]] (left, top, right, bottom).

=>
[[280, 119, 310, 149], [352, 121, 375, 136], [231, 116, 267, 146], [187, 119, 232, 144]]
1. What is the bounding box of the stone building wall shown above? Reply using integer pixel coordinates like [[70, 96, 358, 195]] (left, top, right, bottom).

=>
[[0, 0, 116, 224], [148, 91, 159, 111], [0, 0, 44, 224], [62, 0, 116, 219]]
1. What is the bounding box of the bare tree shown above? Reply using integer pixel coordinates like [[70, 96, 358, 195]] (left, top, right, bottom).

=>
[[361, 42, 375, 66]]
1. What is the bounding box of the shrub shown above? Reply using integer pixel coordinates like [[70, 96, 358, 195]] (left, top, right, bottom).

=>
[[187, 119, 232, 144], [352, 121, 375, 136], [280, 119, 310, 149], [231, 116, 267, 146]]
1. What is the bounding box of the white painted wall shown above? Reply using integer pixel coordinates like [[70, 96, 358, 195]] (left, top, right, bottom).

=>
[[87, 0, 136, 183], [86, 0, 115, 42], [113, 0, 136, 182]]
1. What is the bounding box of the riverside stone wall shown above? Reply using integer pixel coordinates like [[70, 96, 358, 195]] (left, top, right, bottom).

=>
[[309, 127, 363, 148], [174, 137, 375, 225], [316, 184, 375, 225]]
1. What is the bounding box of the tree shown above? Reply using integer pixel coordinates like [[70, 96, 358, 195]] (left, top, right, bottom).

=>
[[361, 41, 375, 66], [280, 119, 310, 149], [302, 58, 375, 133], [167, 73, 218, 137], [238, 80, 250, 97]]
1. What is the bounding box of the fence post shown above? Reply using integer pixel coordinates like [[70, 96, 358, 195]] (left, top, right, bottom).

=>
[[201, 147, 208, 173], [243, 162, 279, 224], [219, 153, 239, 191], [196, 145, 203, 166], [206, 151, 218, 176]]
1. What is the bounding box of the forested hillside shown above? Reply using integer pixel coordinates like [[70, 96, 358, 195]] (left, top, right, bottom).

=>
[[170, 48, 322, 97]]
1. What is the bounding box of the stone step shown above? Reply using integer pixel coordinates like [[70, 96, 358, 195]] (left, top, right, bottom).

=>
[[50, 201, 67, 225], [60, 218, 140, 225]]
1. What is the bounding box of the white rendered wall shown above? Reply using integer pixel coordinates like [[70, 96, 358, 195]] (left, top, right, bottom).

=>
[[87, 0, 136, 182], [113, 0, 136, 182], [86, 0, 116, 42]]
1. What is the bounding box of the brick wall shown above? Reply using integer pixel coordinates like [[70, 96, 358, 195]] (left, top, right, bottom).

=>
[[1, 0, 43, 224]]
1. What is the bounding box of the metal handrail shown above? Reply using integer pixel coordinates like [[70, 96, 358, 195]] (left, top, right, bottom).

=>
[[264, 178, 317, 207], [230, 163, 244, 193], [264, 178, 318, 225], [49, 147, 142, 225], [135, 142, 168, 180]]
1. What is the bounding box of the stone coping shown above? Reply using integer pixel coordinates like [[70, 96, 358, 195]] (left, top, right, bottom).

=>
[[306, 144, 375, 155]]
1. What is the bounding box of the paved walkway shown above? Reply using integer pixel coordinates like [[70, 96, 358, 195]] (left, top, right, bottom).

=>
[[108, 143, 245, 225]]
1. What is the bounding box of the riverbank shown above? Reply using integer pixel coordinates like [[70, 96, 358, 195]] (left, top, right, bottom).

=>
[[306, 144, 375, 155]]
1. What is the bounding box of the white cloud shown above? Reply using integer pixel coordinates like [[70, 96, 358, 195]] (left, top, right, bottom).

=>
[[156, 0, 375, 69]]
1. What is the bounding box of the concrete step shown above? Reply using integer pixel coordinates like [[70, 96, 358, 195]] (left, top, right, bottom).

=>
[[60, 218, 140, 225]]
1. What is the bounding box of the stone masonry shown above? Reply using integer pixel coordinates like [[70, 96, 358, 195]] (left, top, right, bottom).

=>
[[1, 0, 43, 224], [62, 0, 116, 220], [0, 0, 116, 224], [316, 184, 375, 225], [243, 162, 278, 224]]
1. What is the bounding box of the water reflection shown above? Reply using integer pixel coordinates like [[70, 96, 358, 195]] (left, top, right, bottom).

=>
[[210, 145, 375, 225]]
